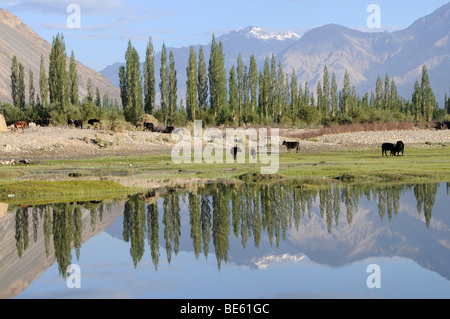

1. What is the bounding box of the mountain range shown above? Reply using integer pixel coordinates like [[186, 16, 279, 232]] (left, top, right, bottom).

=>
[[100, 2, 449, 107], [0, 8, 120, 106], [0, 3, 448, 109]]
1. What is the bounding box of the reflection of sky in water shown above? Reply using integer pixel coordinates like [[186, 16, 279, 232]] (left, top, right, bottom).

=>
[[16, 231, 450, 299], [13, 183, 450, 299]]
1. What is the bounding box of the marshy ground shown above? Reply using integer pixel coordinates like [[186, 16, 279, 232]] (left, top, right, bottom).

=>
[[1, 123, 450, 204]]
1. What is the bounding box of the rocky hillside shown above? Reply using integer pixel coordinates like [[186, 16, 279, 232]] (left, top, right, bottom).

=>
[[0, 9, 121, 105]]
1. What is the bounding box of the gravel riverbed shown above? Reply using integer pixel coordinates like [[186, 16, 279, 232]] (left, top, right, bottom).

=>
[[1, 126, 450, 161]]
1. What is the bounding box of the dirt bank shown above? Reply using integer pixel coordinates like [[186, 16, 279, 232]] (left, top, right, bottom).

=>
[[1, 125, 450, 161]]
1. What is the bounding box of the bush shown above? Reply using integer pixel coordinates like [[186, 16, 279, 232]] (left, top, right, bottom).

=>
[[0, 103, 24, 125], [279, 115, 293, 127], [298, 105, 320, 125], [80, 102, 100, 121], [170, 112, 188, 127]]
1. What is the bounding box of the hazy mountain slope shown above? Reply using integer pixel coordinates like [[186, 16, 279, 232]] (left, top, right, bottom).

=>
[[280, 2, 450, 104], [101, 26, 300, 91], [0, 9, 121, 106]]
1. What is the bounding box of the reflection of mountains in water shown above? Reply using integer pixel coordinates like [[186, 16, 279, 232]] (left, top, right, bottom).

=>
[[106, 181, 450, 278], [2, 181, 450, 298], [252, 253, 307, 269]]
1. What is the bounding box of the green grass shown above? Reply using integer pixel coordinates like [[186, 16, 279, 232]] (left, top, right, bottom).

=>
[[0, 180, 135, 205], [0, 146, 449, 204]]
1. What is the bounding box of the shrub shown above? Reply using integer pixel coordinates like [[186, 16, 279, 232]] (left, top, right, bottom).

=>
[[298, 105, 320, 125], [80, 101, 100, 121], [0, 103, 24, 125]]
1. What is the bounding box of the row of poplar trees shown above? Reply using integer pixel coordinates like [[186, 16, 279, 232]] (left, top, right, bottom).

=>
[[120, 34, 446, 127], [9, 33, 118, 125], [10, 32, 445, 127], [10, 34, 79, 112]]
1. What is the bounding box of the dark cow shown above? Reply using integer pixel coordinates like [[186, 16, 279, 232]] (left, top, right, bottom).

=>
[[14, 121, 28, 132], [381, 142, 395, 156], [392, 140, 404, 156], [163, 126, 174, 134], [68, 119, 74, 126], [74, 120, 83, 129], [144, 122, 154, 132], [230, 146, 242, 160], [88, 119, 100, 126], [282, 141, 299, 152], [250, 148, 257, 159], [36, 119, 50, 127]]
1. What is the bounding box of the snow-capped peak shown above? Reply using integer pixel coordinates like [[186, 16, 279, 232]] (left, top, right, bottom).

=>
[[246, 26, 300, 41], [253, 253, 306, 269]]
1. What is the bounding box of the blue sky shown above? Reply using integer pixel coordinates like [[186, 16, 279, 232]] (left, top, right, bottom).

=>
[[2, 0, 449, 71]]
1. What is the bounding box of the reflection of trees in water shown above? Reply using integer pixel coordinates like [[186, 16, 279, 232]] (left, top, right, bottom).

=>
[[12, 201, 112, 278], [133, 182, 443, 270], [12, 182, 446, 276]]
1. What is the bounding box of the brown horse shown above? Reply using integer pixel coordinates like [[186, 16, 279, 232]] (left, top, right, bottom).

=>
[[14, 121, 28, 132]]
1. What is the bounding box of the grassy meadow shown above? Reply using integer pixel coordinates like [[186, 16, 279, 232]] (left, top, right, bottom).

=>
[[1, 145, 450, 204]]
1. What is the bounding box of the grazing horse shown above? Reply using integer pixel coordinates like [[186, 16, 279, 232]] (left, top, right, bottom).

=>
[[392, 140, 404, 156], [381, 143, 395, 156], [14, 121, 28, 132], [282, 141, 300, 152]]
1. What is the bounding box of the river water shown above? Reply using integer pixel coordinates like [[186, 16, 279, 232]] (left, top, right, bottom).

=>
[[1, 181, 449, 299]]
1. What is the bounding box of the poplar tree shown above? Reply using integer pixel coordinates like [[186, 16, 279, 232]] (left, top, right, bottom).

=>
[[322, 65, 330, 117], [249, 54, 258, 117], [412, 80, 421, 122], [69, 51, 79, 105], [48, 33, 68, 108], [236, 54, 244, 125], [375, 74, 383, 110], [342, 71, 351, 114], [445, 92, 450, 115], [29, 70, 36, 108], [384, 73, 390, 109], [197, 46, 208, 110], [168, 51, 177, 123], [87, 78, 94, 103], [95, 87, 101, 107], [208, 35, 227, 119], [290, 69, 298, 114], [303, 81, 310, 107], [243, 65, 250, 123], [159, 43, 169, 122], [39, 55, 48, 108], [186, 46, 198, 121], [270, 54, 277, 121], [390, 78, 398, 112], [124, 40, 143, 125], [18, 62, 26, 111], [143, 37, 156, 114], [276, 61, 285, 119], [10, 55, 19, 107], [119, 66, 127, 108], [262, 57, 271, 122], [331, 73, 338, 117], [316, 80, 323, 117], [420, 65, 434, 122], [228, 66, 238, 123]]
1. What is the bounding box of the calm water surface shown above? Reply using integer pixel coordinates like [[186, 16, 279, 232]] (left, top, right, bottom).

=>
[[1, 181, 449, 299]]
